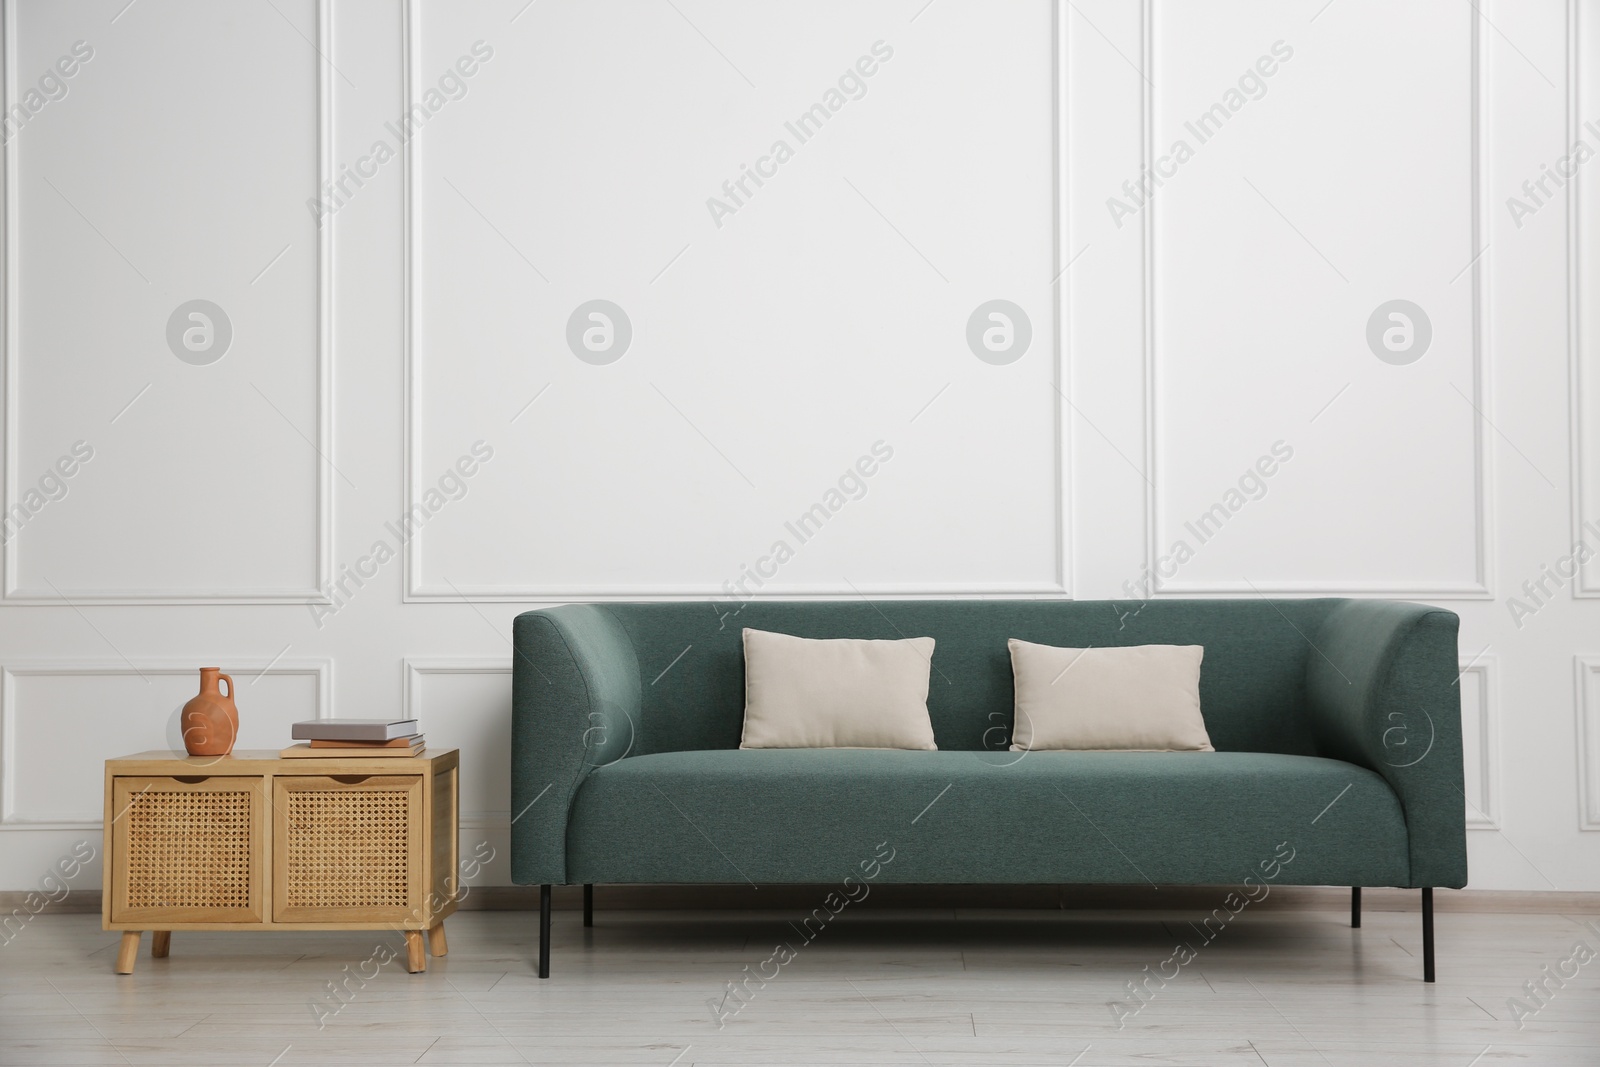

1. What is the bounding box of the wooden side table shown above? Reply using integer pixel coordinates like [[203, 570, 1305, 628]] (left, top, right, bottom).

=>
[[102, 749, 459, 975]]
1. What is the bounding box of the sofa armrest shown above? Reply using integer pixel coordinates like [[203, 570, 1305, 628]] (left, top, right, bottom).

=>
[[511, 605, 641, 886], [1305, 600, 1466, 888]]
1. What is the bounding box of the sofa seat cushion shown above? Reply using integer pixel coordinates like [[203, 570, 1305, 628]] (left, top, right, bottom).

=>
[[565, 749, 1410, 887]]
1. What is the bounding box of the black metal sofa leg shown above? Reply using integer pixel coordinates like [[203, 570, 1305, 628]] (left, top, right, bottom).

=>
[[584, 884, 593, 927], [1422, 887, 1435, 983], [1351, 887, 1361, 928], [539, 884, 552, 979]]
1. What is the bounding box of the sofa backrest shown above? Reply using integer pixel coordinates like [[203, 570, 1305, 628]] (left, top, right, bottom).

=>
[[602, 598, 1347, 755]]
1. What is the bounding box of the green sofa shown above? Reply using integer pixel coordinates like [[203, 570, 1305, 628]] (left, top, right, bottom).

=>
[[511, 598, 1465, 980]]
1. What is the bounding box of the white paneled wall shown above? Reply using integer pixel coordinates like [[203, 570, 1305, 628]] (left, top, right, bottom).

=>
[[406, 0, 1064, 599], [1147, 2, 1483, 595], [0, 661, 327, 824], [401, 659, 512, 830], [5, 0, 328, 603], [0, 0, 1591, 892]]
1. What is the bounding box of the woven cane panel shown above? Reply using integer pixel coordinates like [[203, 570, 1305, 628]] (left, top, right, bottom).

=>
[[124, 790, 253, 910], [284, 790, 410, 909]]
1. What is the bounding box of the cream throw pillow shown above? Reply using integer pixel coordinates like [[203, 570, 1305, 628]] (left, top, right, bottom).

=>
[[740, 628, 938, 750], [1008, 640, 1214, 752]]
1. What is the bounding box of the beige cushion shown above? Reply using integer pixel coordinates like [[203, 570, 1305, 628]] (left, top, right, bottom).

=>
[[739, 628, 938, 750], [1008, 640, 1214, 752]]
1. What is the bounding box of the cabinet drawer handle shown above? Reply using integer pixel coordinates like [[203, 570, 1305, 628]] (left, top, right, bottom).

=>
[[171, 776, 210, 785], [330, 775, 373, 785]]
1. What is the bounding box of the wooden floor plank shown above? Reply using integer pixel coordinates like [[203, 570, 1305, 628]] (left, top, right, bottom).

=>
[[0, 907, 1595, 1066]]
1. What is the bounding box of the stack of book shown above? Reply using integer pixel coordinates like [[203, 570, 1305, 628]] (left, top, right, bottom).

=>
[[281, 718, 424, 758]]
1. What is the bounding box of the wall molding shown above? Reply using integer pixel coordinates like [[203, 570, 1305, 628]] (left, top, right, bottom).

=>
[[1459, 654, 1500, 830], [1570, 0, 1600, 597], [402, 656, 510, 829], [1577, 655, 1600, 830], [0, 0, 334, 605], [1143, 0, 1492, 599], [400, 0, 1072, 603], [1052, 0, 1071, 600], [0, 658, 332, 829]]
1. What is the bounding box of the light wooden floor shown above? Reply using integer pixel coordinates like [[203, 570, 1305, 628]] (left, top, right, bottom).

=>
[[2, 905, 1597, 1065]]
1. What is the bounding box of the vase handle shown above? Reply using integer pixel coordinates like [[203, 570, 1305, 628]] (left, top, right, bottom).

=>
[[218, 673, 233, 699]]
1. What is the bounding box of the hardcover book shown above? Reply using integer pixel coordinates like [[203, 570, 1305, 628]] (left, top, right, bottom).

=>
[[290, 718, 419, 742], [280, 741, 426, 759]]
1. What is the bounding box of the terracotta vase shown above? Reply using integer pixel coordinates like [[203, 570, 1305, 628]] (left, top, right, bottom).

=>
[[180, 667, 238, 757]]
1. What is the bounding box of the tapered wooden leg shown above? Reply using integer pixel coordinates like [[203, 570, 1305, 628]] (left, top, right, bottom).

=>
[[404, 930, 426, 973], [427, 921, 447, 957], [584, 884, 593, 928], [151, 931, 171, 958], [1351, 887, 1361, 928], [114, 931, 140, 975]]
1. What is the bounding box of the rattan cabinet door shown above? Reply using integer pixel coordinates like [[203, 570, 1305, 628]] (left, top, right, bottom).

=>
[[272, 775, 424, 924], [109, 776, 265, 924]]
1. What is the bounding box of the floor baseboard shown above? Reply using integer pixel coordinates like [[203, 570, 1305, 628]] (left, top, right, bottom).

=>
[[11, 884, 1600, 915]]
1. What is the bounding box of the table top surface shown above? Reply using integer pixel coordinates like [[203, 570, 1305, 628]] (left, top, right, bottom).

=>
[[107, 748, 457, 767]]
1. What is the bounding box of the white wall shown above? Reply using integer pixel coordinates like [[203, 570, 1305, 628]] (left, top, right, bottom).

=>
[[0, 0, 1591, 892]]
